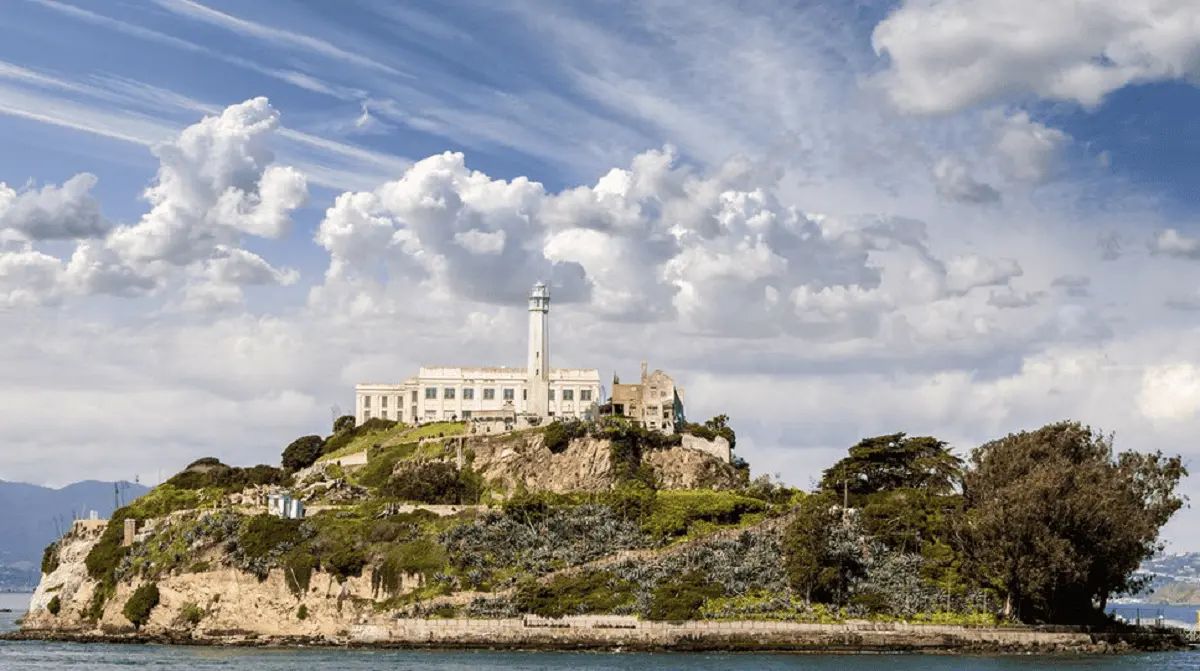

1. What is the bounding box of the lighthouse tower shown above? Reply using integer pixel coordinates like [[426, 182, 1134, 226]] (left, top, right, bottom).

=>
[[526, 281, 551, 417]]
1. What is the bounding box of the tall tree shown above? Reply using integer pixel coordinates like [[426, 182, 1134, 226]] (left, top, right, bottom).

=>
[[961, 421, 1187, 624], [819, 433, 962, 505]]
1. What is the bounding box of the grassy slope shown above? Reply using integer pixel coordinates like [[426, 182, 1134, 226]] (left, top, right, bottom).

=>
[[320, 422, 467, 461]]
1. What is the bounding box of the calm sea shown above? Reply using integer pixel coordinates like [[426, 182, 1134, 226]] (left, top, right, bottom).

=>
[[1, 594, 1198, 670]]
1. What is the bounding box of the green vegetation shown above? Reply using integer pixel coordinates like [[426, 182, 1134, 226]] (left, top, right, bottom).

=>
[[297, 604, 309, 620], [282, 435, 325, 472], [381, 462, 483, 505], [647, 571, 726, 621], [180, 602, 205, 626], [962, 421, 1187, 624], [516, 571, 636, 618], [333, 415, 356, 434], [47, 595, 60, 616], [543, 419, 588, 454], [41, 541, 59, 575], [321, 418, 403, 460], [123, 583, 160, 629], [681, 414, 737, 450], [166, 460, 287, 493], [642, 490, 768, 539]]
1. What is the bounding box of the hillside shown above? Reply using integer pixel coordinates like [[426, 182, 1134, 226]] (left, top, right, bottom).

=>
[[0, 480, 149, 591], [1132, 553, 1200, 605], [14, 419, 1190, 649]]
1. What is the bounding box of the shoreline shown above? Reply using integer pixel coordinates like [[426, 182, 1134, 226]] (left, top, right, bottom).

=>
[[4, 622, 1191, 655]]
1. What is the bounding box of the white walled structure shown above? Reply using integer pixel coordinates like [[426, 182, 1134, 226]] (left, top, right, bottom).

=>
[[356, 282, 602, 425]]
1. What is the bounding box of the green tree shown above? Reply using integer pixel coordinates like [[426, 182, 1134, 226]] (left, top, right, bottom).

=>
[[333, 415, 356, 434], [819, 433, 962, 506], [123, 583, 160, 629], [281, 435, 325, 472], [962, 421, 1187, 624], [782, 494, 837, 603]]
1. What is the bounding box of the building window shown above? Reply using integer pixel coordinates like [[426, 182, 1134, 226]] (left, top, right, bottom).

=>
[[364, 396, 371, 409], [523, 389, 527, 400], [462, 410, 473, 419], [381, 395, 388, 408], [581, 389, 592, 402], [503, 388, 514, 401], [425, 387, 437, 399], [548, 389, 555, 401], [463, 388, 475, 400], [424, 410, 437, 419], [483, 388, 495, 400], [444, 388, 456, 400], [562, 389, 574, 401], [411, 390, 418, 403], [364, 410, 372, 420], [381, 410, 388, 419]]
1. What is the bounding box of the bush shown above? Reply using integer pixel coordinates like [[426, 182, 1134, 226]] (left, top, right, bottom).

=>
[[354, 442, 419, 488], [180, 602, 205, 626], [123, 583, 160, 629], [359, 417, 398, 433], [237, 515, 306, 561], [647, 571, 725, 621], [333, 415, 356, 434], [282, 435, 326, 472], [167, 462, 287, 493], [372, 539, 448, 596], [543, 420, 588, 454], [642, 490, 768, 539], [297, 604, 309, 621], [283, 550, 318, 597], [47, 595, 61, 616], [41, 541, 60, 575], [515, 571, 636, 618], [382, 462, 476, 504]]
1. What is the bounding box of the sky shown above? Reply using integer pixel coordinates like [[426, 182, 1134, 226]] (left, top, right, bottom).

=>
[[1, 0, 1199, 549]]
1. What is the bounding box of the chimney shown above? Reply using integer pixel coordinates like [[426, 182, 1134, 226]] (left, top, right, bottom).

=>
[[641, 361, 648, 382]]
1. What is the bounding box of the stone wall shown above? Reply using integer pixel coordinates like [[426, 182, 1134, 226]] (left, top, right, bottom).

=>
[[346, 616, 1102, 652]]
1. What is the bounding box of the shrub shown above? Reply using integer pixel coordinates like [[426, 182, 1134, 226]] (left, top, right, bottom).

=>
[[283, 550, 318, 597], [359, 417, 398, 433], [180, 602, 205, 626], [372, 539, 448, 597], [543, 420, 587, 454], [47, 595, 61, 616], [123, 583, 160, 629], [355, 442, 420, 488], [642, 490, 768, 539], [333, 415, 356, 434], [515, 571, 636, 618], [41, 541, 60, 575], [297, 604, 309, 621], [647, 571, 725, 621], [382, 462, 476, 504], [282, 435, 326, 472], [167, 462, 287, 493]]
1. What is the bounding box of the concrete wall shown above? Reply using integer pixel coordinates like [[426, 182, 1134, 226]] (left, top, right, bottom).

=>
[[348, 616, 1099, 651], [681, 434, 731, 463]]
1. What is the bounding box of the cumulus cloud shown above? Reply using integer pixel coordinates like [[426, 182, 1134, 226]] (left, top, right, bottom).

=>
[[994, 112, 1069, 183], [314, 146, 1033, 341], [1138, 363, 1200, 423], [0, 173, 110, 240], [871, 0, 1200, 114], [0, 97, 307, 307], [931, 157, 1000, 204], [1149, 228, 1200, 259]]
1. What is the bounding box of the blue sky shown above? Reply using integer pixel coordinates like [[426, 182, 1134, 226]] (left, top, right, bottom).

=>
[[2, 0, 1200, 549]]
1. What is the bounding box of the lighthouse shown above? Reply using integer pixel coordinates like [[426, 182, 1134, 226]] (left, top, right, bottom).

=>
[[526, 281, 550, 417]]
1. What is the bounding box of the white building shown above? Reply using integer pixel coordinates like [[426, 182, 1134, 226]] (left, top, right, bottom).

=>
[[355, 282, 602, 425]]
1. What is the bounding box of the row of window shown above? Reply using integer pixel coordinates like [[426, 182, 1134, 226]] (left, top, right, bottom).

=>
[[366, 388, 593, 406]]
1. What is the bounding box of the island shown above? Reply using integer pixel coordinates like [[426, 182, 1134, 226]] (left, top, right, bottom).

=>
[[9, 415, 1193, 654]]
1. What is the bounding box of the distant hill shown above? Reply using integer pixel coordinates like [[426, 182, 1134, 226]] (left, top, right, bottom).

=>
[[1132, 552, 1200, 605], [0, 480, 149, 591]]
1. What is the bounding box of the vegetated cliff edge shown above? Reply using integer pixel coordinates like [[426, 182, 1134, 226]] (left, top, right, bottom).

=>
[[13, 420, 1189, 653]]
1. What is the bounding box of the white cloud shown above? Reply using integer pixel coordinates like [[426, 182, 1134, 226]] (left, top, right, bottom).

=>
[[1139, 363, 1200, 423], [871, 0, 1200, 114], [1149, 228, 1200, 259], [931, 157, 1000, 204], [0, 174, 109, 240], [994, 111, 1069, 183]]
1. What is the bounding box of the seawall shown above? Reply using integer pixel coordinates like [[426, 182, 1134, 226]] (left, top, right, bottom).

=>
[[7, 616, 1188, 654]]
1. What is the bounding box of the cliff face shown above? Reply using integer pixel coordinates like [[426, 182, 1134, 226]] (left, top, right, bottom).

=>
[[465, 432, 742, 494]]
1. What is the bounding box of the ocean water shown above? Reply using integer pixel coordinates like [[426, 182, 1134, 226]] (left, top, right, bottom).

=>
[[1, 594, 1197, 670]]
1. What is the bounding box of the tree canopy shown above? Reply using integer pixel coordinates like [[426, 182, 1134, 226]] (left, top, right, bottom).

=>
[[819, 433, 962, 505], [961, 421, 1187, 624]]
